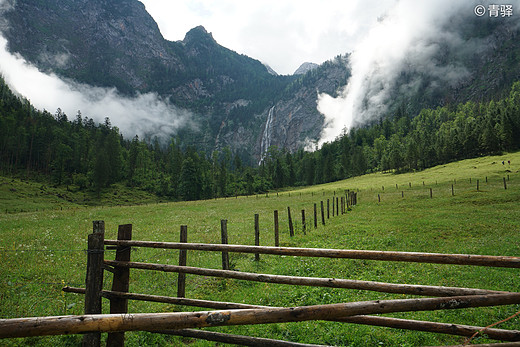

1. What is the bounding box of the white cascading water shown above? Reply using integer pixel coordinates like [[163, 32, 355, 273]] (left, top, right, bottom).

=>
[[258, 106, 275, 165]]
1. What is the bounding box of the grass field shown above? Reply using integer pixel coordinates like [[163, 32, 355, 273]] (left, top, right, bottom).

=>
[[1, 152, 519, 346]]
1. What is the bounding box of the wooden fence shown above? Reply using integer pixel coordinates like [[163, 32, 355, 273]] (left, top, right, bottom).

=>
[[2, 189, 520, 346]]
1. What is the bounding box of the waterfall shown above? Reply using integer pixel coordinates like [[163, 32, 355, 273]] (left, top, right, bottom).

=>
[[259, 106, 275, 165]]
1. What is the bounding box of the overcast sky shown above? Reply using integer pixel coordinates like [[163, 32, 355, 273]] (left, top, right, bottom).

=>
[[139, 0, 397, 75]]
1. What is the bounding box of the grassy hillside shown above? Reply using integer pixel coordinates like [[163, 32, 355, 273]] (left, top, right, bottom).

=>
[[0, 178, 165, 213], [1, 152, 519, 346]]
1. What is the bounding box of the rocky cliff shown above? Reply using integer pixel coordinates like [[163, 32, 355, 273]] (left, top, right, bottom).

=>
[[2, 0, 520, 165]]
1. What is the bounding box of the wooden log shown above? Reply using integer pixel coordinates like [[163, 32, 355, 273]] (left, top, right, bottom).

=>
[[103, 241, 520, 268], [313, 204, 317, 229], [340, 315, 520, 342], [221, 220, 229, 270], [155, 328, 328, 346], [320, 201, 325, 225], [83, 221, 105, 347], [287, 207, 294, 237], [177, 225, 188, 298], [3, 293, 520, 338], [66, 286, 520, 342], [107, 224, 132, 347], [301, 210, 306, 235], [254, 214, 260, 261], [274, 211, 279, 248], [104, 260, 508, 297], [63, 287, 271, 310]]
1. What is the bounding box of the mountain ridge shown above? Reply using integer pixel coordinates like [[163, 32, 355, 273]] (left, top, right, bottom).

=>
[[2, 0, 520, 165]]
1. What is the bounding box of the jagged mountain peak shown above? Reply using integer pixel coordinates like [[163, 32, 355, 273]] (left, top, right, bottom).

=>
[[183, 25, 216, 45]]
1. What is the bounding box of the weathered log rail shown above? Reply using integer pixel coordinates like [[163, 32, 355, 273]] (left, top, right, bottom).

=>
[[103, 240, 520, 268], [61, 287, 520, 342], [2, 293, 520, 339], [102, 259, 510, 297]]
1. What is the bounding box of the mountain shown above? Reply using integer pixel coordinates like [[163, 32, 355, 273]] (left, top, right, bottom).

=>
[[2, 0, 520, 166], [1, 0, 301, 163], [293, 62, 319, 75]]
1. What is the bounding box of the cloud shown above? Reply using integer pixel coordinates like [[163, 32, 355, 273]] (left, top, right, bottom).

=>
[[0, 35, 194, 142], [316, 0, 503, 145]]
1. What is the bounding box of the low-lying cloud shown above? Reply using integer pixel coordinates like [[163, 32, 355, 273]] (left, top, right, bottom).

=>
[[0, 35, 193, 142], [316, 0, 519, 146]]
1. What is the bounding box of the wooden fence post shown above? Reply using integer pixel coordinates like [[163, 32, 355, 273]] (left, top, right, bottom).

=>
[[327, 199, 330, 219], [504, 177, 507, 190], [273, 211, 279, 248], [332, 198, 335, 217], [106, 224, 132, 347], [83, 221, 105, 347], [321, 201, 325, 225], [430, 188, 433, 199], [301, 209, 306, 235], [452, 184, 454, 196], [378, 194, 381, 203], [313, 204, 317, 229], [177, 225, 188, 298], [254, 214, 260, 261], [336, 197, 339, 216], [287, 207, 294, 237], [221, 220, 229, 270]]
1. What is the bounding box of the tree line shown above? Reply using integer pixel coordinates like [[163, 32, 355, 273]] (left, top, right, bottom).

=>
[[1, 76, 519, 201]]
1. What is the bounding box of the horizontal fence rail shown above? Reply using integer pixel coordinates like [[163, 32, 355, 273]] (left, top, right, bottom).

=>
[[2, 293, 520, 339], [62, 287, 520, 342], [63, 287, 272, 310], [103, 240, 520, 268], [103, 260, 511, 297]]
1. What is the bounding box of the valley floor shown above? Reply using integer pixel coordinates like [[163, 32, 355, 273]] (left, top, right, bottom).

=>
[[1, 152, 519, 346]]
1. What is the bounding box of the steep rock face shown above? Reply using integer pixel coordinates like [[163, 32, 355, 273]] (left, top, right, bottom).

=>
[[3, 0, 176, 93], [3, 0, 520, 166], [1, 0, 296, 164], [257, 56, 350, 160]]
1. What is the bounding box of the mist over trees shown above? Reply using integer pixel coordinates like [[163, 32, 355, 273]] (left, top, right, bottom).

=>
[[1, 76, 519, 201]]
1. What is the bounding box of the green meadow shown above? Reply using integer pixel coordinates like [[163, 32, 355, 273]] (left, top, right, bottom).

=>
[[1, 152, 519, 346]]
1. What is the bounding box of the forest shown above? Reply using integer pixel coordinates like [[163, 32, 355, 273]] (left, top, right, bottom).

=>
[[1, 76, 519, 201]]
